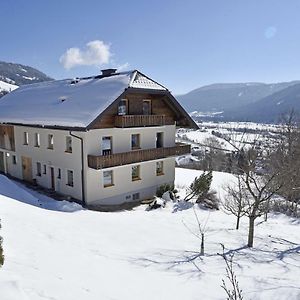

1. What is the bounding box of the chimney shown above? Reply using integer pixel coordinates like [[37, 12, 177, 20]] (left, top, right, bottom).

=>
[[101, 69, 117, 76]]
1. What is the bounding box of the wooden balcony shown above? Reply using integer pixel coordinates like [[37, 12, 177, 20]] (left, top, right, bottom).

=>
[[88, 143, 191, 170], [115, 114, 174, 128]]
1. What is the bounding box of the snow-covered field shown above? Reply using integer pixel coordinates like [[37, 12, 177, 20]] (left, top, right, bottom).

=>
[[0, 80, 18, 93], [0, 168, 299, 300]]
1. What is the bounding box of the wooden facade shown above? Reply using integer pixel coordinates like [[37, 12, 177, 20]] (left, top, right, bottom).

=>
[[88, 90, 195, 129], [0, 125, 15, 151], [88, 143, 191, 170]]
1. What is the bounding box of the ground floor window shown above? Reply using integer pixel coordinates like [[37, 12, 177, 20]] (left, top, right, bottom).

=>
[[12, 155, 17, 165], [103, 170, 113, 187], [132, 192, 140, 201], [57, 168, 61, 179], [131, 165, 140, 181], [36, 162, 41, 176], [156, 161, 164, 176], [67, 170, 74, 187], [43, 165, 47, 174]]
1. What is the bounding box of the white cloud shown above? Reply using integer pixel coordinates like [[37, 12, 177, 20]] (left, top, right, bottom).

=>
[[60, 40, 111, 69], [116, 62, 130, 72]]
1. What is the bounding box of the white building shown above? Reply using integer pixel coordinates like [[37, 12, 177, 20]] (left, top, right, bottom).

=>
[[0, 69, 197, 208]]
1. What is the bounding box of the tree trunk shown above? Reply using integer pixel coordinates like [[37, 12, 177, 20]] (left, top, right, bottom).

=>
[[236, 214, 240, 230], [200, 233, 204, 255], [247, 216, 255, 247]]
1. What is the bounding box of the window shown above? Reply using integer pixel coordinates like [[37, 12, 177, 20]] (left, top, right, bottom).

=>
[[23, 132, 29, 145], [132, 192, 140, 201], [67, 170, 74, 187], [57, 168, 61, 179], [131, 134, 140, 150], [48, 134, 54, 149], [43, 165, 47, 174], [156, 132, 164, 148], [102, 136, 112, 155], [34, 133, 40, 147], [118, 99, 128, 115], [156, 161, 164, 176], [66, 136, 72, 153], [36, 162, 41, 176], [12, 155, 17, 165], [132, 165, 140, 181], [103, 170, 113, 187], [142, 100, 151, 115]]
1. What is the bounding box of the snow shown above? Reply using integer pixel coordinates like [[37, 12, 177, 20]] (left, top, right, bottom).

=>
[[0, 169, 299, 300], [0, 70, 166, 128], [0, 80, 18, 93]]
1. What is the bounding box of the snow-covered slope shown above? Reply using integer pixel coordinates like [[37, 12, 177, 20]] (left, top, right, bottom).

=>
[[0, 169, 299, 300], [0, 80, 18, 97]]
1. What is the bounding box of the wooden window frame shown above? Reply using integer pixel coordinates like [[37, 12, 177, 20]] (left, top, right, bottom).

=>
[[131, 165, 141, 181], [34, 133, 40, 148], [118, 99, 128, 116], [23, 132, 29, 145], [156, 161, 164, 176], [65, 136, 72, 153], [66, 169, 74, 187], [142, 99, 152, 115], [131, 134, 141, 150], [103, 170, 114, 188], [48, 134, 54, 150]]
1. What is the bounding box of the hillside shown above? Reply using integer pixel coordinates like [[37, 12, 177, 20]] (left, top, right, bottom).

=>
[[0, 169, 299, 300], [0, 61, 53, 86], [177, 81, 298, 113], [0, 80, 18, 98], [223, 82, 300, 122]]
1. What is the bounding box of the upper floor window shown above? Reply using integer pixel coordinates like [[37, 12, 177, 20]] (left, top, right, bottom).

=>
[[102, 136, 112, 155], [103, 170, 113, 187], [142, 100, 151, 115], [34, 133, 40, 147], [23, 132, 29, 145], [48, 134, 54, 149], [131, 134, 140, 150], [156, 132, 164, 148], [118, 99, 128, 115], [67, 170, 74, 187], [66, 136, 72, 153]]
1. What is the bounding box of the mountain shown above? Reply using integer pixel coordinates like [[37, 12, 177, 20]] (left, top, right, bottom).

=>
[[0, 61, 53, 86], [177, 81, 299, 113], [224, 82, 300, 123]]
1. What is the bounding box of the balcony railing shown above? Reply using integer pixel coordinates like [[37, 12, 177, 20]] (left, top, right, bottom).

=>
[[115, 114, 174, 127], [88, 143, 191, 170]]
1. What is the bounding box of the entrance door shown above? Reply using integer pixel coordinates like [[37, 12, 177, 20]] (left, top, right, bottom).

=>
[[21, 156, 32, 182], [0, 151, 4, 173], [50, 167, 55, 190], [102, 136, 112, 155]]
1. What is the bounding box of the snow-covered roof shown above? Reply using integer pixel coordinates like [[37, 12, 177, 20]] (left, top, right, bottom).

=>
[[0, 70, 167, 128]]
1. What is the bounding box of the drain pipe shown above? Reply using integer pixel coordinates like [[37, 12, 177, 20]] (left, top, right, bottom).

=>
[[69, 131, 86, 207]]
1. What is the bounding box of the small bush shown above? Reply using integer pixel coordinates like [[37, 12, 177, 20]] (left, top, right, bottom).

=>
[[156, 184, 177, 199]]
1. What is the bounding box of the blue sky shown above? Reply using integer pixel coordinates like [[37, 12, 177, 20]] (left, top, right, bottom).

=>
[[1, 0, 300, 94]]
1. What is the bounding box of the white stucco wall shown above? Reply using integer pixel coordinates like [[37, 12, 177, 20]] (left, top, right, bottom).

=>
[[1, 124, 177, 206]]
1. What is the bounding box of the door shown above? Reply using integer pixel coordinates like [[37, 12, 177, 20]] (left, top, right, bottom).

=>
[[50, 167, 55, 190], [0, 151, 4, 173], [156, 132, 164, 148], [102, 136, 112, 155], [21, 156, 33, 182]]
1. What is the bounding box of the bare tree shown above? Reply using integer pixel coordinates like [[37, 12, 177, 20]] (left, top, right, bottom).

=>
[[223, 175, 248, 230], [0, 220, 4, 267], [220, 244, 244, 300], [222, 131, 285, 247]]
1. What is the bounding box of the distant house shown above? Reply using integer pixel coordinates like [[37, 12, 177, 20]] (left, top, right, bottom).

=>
[[0, 69, 197, 208]]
